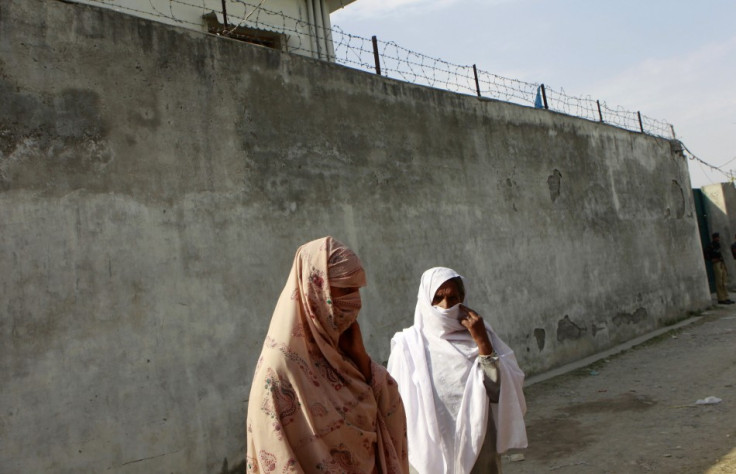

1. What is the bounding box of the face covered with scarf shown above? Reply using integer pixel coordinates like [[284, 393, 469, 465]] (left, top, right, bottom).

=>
[[415, 267, 470, 338], [246, 237, 409, 474]]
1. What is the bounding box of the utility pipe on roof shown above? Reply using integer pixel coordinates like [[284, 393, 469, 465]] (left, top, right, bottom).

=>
[[318, 0, 335, 61], [309, 0, 324, 60], [304, 0, 334, 61], [305, 0, 319, 59]]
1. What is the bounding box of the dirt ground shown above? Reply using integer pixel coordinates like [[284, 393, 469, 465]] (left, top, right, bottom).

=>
[[502, 304, 736, 474]]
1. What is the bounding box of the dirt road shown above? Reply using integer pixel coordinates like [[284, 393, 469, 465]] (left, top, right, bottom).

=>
[[503, 304, 736, 474]]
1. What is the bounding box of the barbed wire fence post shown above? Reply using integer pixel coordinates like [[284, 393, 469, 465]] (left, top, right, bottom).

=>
[[472, 65, 481, 97], [540, 84, 549, 110], [371, 36, 381, 76], [220, 0, 228, 27]]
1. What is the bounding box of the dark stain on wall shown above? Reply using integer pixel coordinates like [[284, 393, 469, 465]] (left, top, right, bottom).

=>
[[547, 169, 562, 202], [556, 315, 587, 342], [670, 180, 685, 219], [613, 307, 649, 326], [503, 176, 519, 212], [591, 322, 607, 337], [0, 81, 112, 190], [54, 88, 107, 138], [0, 81, 107, 142], [533, 328, 546, 351]]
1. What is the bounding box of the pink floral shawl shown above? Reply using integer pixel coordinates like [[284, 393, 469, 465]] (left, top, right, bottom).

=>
[[246, 237, 408, 473]]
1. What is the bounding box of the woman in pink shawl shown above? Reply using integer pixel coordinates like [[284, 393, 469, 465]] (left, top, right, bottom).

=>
[[246, 237, 409, 473]]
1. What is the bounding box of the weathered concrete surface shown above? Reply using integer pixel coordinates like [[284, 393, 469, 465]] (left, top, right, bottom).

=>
[[0, 0, 710, 472], [701, 183, 736, 289], [505, 306, 736, 474]]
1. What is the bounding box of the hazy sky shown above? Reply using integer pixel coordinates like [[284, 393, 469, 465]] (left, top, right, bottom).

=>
[[331, 0, 736, 188]]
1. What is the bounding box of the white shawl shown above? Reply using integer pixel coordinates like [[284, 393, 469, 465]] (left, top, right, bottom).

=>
[[387, 267, 527, 474]]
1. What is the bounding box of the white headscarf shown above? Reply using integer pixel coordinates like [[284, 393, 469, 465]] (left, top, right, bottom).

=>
[[387, 267, 527, 474]]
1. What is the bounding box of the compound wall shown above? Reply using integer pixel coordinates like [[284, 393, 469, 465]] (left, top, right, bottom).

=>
[[0, 0, 710, 472]]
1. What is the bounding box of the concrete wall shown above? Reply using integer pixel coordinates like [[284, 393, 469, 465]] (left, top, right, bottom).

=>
[[0, 0, 711, 472]]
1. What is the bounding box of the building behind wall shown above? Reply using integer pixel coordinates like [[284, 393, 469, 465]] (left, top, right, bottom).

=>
[[68, 0, 356, 60], [693, 188, 716, 293], [698, 183, 736, 292]]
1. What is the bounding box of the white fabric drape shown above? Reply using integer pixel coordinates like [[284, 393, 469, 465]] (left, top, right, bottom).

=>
[[387, 267, 527, 474]]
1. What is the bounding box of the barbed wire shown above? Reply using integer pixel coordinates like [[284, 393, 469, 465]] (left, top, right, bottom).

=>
[[680, 142, 735, 183], [78, 0, 675, 139], [329, 26, 676, 139]]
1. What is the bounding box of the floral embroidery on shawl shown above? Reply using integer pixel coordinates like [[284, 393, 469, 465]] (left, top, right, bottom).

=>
[[253, 450, 298, 474], [316, 445, 362, 474], [261, 368, 300, 426]]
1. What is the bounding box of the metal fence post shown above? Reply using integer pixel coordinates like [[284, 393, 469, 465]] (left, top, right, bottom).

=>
[[371, 36, 381, 76], [221, 0, 228, 27], [541, 84, 549, 110], [637, 111, 644, 133], [473, 64, 481, 97], [596, 100, 603, 122]]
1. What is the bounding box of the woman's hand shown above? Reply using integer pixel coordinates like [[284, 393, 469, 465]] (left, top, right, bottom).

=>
[[459, 305, 494, 355], [338, 321, 372, 383]]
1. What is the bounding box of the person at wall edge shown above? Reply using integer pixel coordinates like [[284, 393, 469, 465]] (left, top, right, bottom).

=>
[[706, 232, 734, 305]]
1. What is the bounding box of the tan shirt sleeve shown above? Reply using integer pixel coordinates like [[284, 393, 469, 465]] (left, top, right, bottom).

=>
[[479, 354, 501, 403]]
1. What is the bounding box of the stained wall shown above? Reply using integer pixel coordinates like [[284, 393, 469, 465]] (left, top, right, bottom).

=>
[[0, 0, 710, 471]]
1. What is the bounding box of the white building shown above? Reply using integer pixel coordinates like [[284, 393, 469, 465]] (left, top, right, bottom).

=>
[[68, 0, 357, 61]]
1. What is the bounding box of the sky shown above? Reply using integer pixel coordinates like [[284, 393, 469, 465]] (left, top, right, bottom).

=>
[[331, 0, 736, 188]]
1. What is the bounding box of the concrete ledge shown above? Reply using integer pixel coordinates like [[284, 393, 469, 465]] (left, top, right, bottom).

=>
[[525, 314, 706, 386]]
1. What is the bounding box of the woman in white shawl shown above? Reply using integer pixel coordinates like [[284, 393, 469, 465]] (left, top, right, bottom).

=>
[[387, 267, 527, 474]]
